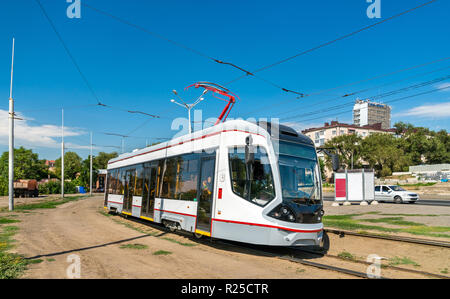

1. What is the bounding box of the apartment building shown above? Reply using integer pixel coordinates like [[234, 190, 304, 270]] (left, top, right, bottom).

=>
[[353, 99, 391, 130], [302, 121, 395, 147]]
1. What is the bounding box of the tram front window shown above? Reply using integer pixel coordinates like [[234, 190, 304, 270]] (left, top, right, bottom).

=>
[[277, 141, 321, 205], [229, 146, 275, 206]]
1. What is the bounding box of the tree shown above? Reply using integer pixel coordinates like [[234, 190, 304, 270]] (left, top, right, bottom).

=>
[[324, 134, 363, 170], [0, 147, 49, 196], [93, 152, 118, 170], [54, 152, 83, 180], [360, 133, 410, 177], [0, 147, 48, 181]]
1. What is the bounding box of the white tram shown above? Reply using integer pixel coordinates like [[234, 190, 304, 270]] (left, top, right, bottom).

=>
[[104, 120, 324, 247]]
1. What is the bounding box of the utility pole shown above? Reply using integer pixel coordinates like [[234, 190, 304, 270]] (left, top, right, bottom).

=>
[[90, 132, 93, 196], [61, 109, 65, 198], [8, 38, 15, 212]]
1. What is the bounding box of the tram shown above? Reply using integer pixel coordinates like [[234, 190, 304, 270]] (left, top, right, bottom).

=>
[[104, 119, 325, 247]]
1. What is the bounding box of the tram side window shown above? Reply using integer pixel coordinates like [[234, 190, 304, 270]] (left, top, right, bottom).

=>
[[107, 169, 114, 194], [160, 154, 200, 201], [174, 155, 199, 201], [228, 146, 275, 206], [160, 157, 179, 198], [134, 165, 144, 197], [117, 167, 125, 195]]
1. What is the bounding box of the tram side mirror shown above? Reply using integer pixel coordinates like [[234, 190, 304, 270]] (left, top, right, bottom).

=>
[[331, 154, 340, 172], [245, 135, 255, 165]]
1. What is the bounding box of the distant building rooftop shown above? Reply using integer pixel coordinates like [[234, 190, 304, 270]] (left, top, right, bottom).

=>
[[302, 121, 396, 134]]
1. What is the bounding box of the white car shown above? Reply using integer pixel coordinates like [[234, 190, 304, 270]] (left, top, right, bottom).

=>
[[374, 185, 420, 204]]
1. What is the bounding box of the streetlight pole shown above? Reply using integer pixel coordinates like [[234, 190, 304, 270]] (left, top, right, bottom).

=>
[[61, 108, 65, 198], [8, 38, 15, 211], [170, 89, 206, 134], [90, 132, 93, 196]]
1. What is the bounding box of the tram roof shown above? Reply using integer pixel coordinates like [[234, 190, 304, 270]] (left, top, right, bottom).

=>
[[108, 119, 313, 166]]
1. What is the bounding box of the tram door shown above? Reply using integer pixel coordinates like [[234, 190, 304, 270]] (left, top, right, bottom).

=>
[[196, 156, 216, 233], [142, 162, 158, 219], [123, 168, 135, 213]]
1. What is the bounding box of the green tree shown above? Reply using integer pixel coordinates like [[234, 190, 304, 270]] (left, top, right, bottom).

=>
[[324, 134, 363, 170], [93, 152, 118, 170], [360, 133, 410, 177], [54, 152, 83, 180], [0, 147, 48, 196]]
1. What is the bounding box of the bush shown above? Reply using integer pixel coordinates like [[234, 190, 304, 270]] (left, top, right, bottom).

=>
[[38, 181, 77, 195]]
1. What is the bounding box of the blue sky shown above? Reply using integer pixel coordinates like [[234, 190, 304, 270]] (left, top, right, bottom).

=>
[[0, 0, 449, 160]]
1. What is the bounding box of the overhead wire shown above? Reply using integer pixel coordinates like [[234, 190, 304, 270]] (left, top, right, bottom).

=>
[[284, 85, 450, 124], [280, 74, 450, 121], [242, 56, 450, 117], [81, 1, 306, 97], [34, 0, 161, 120], [225, 0, 439, 86]]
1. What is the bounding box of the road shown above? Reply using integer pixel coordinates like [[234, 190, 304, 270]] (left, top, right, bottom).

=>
[[10, 195, 352, 279], [323, 197, 450, 207]]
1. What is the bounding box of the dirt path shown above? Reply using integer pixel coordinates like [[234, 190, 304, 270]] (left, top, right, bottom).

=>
[[11, 196, 354, 279]]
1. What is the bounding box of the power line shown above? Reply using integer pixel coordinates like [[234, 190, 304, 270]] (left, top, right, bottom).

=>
[[82, 1, 306, 97], [274, 64, 450, 119], [280, 74, 450, 121], [242, 56, 450, 117], [283, 85, 450, 124], [34, 0, 161, 120], [34, 0, 102, 105], [226, 0, 439, 87]]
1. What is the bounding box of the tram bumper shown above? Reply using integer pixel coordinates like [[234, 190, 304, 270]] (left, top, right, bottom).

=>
[[269, 227, 323, 246]]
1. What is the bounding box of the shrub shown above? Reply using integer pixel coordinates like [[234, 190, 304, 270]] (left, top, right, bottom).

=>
[[38, 181, 77, 195]]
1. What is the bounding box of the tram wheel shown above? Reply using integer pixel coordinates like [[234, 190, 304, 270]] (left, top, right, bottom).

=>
[[194, 233, 203, 239]]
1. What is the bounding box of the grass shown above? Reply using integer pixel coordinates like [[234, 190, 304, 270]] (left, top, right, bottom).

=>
[[0, 218, 20, 224], [0, 253, 29, 279], [440, 268, 448, 274], [27, 259, 44, 265], [153, 250, 172, 256], [388, 256, 420, 267], [47, 258, 56, 262], [0, 219, 27, 279], [0, 195, 89, 213], [323, 214, 450, 239], [119, 243, 148, 250], [337, 251, 357, 261], [162, 237, 196, 247], [398, 182, 437, 187], [359, 217, 425, 226]]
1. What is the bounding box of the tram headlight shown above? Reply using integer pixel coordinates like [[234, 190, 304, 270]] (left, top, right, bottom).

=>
[[269, 205, 296, 223]]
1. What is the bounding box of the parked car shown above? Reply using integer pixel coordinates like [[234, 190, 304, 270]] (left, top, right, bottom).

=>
[[374, 185, 420, 203]]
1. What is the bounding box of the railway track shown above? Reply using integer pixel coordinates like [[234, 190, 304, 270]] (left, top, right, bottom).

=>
[[116, 214, 449, 279], [118, 214, 375, 278], [325, 228, 450, 248], [293, 247, 449, 279]]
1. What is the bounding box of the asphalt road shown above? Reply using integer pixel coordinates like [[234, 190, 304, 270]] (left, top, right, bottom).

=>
[[323, 197, 450, 207]]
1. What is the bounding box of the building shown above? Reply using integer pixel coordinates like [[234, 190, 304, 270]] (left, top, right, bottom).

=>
[[353, 99, 391, 130], [302, 121, 396, 147], [45, 160, 56, 178]]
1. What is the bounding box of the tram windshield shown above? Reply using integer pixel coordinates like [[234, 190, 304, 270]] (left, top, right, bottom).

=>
[[276, 141, 322, 205]]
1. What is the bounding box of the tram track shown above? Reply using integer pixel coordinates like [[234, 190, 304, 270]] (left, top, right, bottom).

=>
[[116, 213, 449, 279], [118, 214, 374, 278], [292, 247, 449, 279], [324, 228, 450, 248]]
